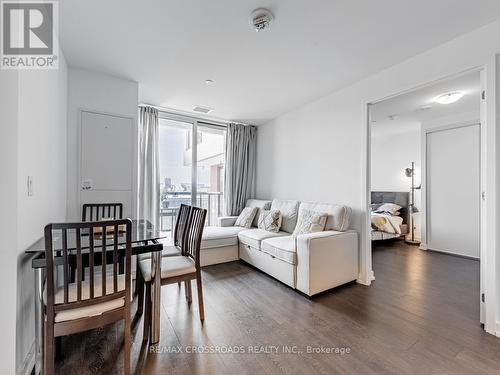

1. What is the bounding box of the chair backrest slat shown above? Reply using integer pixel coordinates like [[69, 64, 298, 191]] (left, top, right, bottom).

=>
[[102, 225, 107, 297], [174, 204, 191, 247], [76, 228, 82, 301], [44, 219, 132, 315], [82, 203, 124, 222], [113, 224, 118, 293], [182, 206, 207, 267], [62, 229, 69, 304], [89, 227, 95, 299]]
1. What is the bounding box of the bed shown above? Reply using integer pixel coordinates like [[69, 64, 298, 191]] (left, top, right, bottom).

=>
[[371, 191, 409, 241]]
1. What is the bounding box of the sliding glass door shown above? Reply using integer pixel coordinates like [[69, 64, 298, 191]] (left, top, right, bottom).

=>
[[196, 124, 226, 225], [158, 116, 225, 238]]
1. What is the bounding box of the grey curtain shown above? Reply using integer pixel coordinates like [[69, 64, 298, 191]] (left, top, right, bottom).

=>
[[137, 106, 160, 228], [224, 123, 257, 216]]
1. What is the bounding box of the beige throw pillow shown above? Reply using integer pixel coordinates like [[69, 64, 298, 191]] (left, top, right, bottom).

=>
[[235, 207, 258, 228], [257, 209, 282, 233], [293, 209, 328, 236]]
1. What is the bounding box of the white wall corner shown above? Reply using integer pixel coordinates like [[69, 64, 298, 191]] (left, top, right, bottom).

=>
[[357, 269, 374, 286]]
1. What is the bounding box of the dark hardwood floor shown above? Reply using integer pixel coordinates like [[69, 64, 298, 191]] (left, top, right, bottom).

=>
[[55, 241, 500, 374]]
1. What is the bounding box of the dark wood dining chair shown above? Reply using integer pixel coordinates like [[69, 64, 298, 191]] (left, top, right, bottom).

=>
[[82, 203, 123, 222], [137, 206, 207, 342], [76, 203, 125, 281], [43, 219, 132, 374], [138, 204, 191, 262]]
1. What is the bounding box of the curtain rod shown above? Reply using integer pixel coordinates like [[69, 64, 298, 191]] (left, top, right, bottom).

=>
[[138, 103, 250, 127]]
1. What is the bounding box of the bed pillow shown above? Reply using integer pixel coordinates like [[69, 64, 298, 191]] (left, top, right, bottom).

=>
[[257, 209, 282, 233], [293, 209, 328, 236], [376, 203, 402, 215], [235, 207, 258, 228]]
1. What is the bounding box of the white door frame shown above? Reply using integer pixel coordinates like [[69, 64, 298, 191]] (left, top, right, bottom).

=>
[[362, 64, 497, 335]]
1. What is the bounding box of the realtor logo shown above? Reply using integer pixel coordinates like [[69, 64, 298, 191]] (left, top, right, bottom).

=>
[[1, 0, 58, 69]]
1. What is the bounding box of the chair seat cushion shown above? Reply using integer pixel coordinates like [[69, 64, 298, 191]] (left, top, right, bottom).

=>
[[261, 236, 297, 265], [139, 256, 196, 282], [238, 229, 289, 249], [201, 226, 246, 249], [44, 274, 127, 323], [138, 244, 181, 261]]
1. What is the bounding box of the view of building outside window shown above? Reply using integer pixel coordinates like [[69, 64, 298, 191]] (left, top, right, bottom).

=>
[[158, 118, 225, 236]]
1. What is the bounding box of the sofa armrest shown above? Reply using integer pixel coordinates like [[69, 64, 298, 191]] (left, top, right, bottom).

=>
[[296, 230, 358, 296], [217, 216, 238, 227]]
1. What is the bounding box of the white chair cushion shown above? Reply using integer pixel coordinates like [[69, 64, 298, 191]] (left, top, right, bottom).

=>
[[270, 199, 300, 234], [138, 244, 181, 261], [238, 229, 289, 249], [201, 226, 246, 249], [298, 202, 352, 231], [44, 274, 128, 323], [245, 199, 272, 227], [139, 256, 196, 282], [261, 236, 297, 265]]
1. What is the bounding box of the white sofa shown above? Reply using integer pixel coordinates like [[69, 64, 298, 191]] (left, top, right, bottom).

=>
[[199, 199, 358, 297]]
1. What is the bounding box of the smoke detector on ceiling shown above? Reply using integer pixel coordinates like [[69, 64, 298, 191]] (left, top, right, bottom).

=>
[[249, 8, 274, 32]]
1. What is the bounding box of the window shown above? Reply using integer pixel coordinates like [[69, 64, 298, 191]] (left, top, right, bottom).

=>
[[158, 115, 226, 239]]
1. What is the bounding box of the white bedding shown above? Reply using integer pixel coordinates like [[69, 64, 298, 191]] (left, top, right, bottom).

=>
[[371, 212, 403, 234]]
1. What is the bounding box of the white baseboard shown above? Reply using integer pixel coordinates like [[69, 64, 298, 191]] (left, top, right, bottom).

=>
[[17, 341, 35, 375], [494, 322, 500, 337]]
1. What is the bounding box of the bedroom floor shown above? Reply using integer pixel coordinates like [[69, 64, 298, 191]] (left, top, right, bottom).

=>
[[54, 241, 500, 374]]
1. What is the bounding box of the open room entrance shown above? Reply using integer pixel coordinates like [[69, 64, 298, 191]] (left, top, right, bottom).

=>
[[367, 69, 486, 327]]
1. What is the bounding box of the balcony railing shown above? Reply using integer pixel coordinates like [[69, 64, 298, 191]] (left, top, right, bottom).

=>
[[159, 191, 223, 232]]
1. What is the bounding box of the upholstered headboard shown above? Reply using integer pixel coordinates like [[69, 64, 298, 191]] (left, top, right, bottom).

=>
[[371, 191, 409, 224]]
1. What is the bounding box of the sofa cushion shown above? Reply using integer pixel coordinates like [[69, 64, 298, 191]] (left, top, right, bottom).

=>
[[235, 207, 258, 228], [293, 209, 328, 236], [238, 229, 288, 249], [257, 209, 282, 233], [270, 199, 300, 234], [246, 199, 272, 227], [298, 202, 352, 231], [201, 226, 246, 249], [261, 236, 297, 265]]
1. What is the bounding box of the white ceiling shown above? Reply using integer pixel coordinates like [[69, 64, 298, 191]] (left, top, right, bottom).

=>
[[370, 70, 480, 137], [60, 1, 500, 124]]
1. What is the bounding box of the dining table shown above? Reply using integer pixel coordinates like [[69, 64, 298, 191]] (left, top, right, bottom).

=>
[[26, 219, 165, 375]]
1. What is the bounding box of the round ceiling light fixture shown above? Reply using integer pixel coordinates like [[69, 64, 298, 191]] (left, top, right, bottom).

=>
[[433, 91, 466, 105], [249, 8, 274, 32]]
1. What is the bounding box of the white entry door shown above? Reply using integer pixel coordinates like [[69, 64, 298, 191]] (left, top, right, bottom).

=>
[[426, 124, 480, 258], [80, 111, 134, 218]]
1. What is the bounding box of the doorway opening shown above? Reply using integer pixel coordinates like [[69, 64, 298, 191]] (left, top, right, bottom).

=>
[[367, 69, 486, 327]]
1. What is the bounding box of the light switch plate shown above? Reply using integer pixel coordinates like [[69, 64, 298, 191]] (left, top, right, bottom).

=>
[[27, 176, 34, 196]]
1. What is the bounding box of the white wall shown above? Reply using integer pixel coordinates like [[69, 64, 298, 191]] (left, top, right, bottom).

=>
[[66, 68, 139, 221], [16, 53, 68, 374], [0, 69, 20, 375], [371, 128, 421, 208], [0, 51, 68, 373], [256, 19, 500, 332]]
